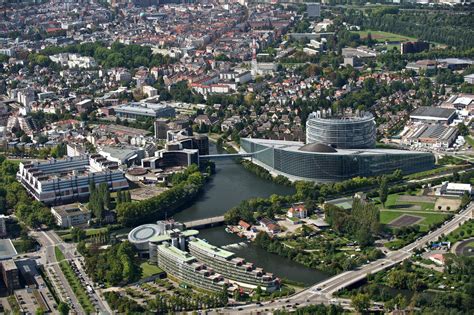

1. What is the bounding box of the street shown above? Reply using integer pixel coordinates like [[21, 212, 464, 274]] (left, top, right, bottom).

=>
[[33, 230, 113, 314], [216, 203, 473, 314]]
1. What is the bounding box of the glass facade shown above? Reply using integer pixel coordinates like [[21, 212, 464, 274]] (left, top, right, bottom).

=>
[[306, 112, 376, 149], [241, 139, 435, 182]]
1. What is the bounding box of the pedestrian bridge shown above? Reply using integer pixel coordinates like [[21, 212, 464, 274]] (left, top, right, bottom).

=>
[[199, 147, 272, 160], [184, 216, 226, 229]]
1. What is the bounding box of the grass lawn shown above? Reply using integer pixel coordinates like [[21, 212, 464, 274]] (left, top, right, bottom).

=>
[[465, 136, 474, 147], [383, 193, 434, 211], [140, 262, 164, 279], [59, 227, 108, 242], [444, 219, 474, 243], [380, 210, 449, 232], [354, 30, 417, 42]]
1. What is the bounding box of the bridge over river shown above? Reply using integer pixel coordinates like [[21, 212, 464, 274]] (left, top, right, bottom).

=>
[[183, 215, 225, 229]]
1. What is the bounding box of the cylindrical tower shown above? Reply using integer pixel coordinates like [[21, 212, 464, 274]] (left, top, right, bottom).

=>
[[306, 111, 376, 149]]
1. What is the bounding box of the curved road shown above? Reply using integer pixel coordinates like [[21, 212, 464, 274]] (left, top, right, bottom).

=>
[[215, 203, 474, 314]]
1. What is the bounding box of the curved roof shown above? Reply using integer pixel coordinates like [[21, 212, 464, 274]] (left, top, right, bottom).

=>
[[298, 143, 337, 153], [128, 224, 160, 244]]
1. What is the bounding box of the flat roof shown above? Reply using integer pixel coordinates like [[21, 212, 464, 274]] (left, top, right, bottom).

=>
[[0, 239, 18, 260], [242, 138, 429, 156], [446, 183, 472, 191], [158, 244, 195, 263], [52, 203, 89, 216], [190, 238, 235, 259], [410, 107, 456, 120], [149, 229, 199, 243]]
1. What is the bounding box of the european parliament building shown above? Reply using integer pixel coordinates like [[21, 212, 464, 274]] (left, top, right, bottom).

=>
[[240, 111, 434, 182]]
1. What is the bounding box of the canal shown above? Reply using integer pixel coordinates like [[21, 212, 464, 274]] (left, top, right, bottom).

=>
[[173, 143, 329, 286]]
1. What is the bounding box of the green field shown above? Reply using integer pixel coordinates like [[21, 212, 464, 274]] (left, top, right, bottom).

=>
[[380, 210, 448, 231], [384, 193, 434, 211], [354, 30, 417, 43], [380, 193, 449, 231], [59, 227, 108, 242], [140, 262, 164, 279]]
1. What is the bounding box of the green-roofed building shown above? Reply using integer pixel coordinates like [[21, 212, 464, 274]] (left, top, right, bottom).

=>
[[188, 238, 280, 292], [156, 243, 230, 292]]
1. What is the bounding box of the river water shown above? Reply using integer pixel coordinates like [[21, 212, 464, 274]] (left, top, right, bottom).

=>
[[173, 143, 329, 286]]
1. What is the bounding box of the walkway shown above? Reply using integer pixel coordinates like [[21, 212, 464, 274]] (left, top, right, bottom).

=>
[[184, 216, 225, 228]]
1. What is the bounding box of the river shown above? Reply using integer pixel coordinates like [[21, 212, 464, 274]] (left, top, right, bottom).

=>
[[173, 143, 329, 286]]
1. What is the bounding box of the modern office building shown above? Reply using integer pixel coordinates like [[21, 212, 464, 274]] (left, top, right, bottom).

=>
[[50, 203, 91, 228], [128, 220, 198, 255], [240, 138, 434, 182], [0, 260, 20, 294], [156, 243, 229, 292], [114, 102, 175, 120], [306, 110, 376, 149], [167, 130, 210, 156], [17, 155, 129, 205], [128, 221, 278, 292], [188, 238, 279, 292]]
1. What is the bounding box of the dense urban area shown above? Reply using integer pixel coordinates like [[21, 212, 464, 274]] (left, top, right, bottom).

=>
[[0, 0, 473, 314]]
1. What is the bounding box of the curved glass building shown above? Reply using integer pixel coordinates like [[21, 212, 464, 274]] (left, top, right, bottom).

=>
[[306, 112, 376, 149], [241, 138, 434, 182]]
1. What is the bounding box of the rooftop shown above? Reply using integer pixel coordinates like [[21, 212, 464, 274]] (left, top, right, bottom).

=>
[[242, 138, 427, 156], [0, 239, 18, 260], [158, 244, 195, 263], [52, 203, 89, 217], [189, 238, 235, 259], [410, 106, 456, 119]]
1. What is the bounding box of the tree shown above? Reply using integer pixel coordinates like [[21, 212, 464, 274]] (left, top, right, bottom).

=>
[[58, 302, 70, 315], [458, 123, 470, 136], [379, 176, 388, 207], [351, 293, 370, 313]]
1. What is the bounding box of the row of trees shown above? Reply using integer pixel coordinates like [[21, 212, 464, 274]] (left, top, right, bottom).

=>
[[88, 182, 111, 222], [116, 167, 207, 226]]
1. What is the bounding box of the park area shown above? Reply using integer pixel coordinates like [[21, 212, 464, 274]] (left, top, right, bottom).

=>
[[379, 192, 450, 232], [353, 30, 417, 43]]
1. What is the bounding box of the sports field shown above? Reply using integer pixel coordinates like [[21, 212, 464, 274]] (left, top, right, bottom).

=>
[[380, 192, 449, 231], [354, 30, 417, 43]]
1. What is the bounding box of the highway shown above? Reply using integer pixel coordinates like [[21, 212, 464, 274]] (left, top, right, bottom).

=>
[[216, 203, 473, 314]]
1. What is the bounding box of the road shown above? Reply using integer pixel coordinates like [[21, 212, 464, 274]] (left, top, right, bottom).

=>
[[34, 231, 85, 314], [216, 203, 473, 314], [34, 230, 113, 314]]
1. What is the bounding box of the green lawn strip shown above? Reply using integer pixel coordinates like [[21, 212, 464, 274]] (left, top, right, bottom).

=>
[[140, 262, 164, 279], [54, 246, 95, 313], [405, 165, 468, 180], [465, 136, 474, 147], [60, 227, 108, 242], [353, 30, 417, 42], [445, 219, 474, 243]]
